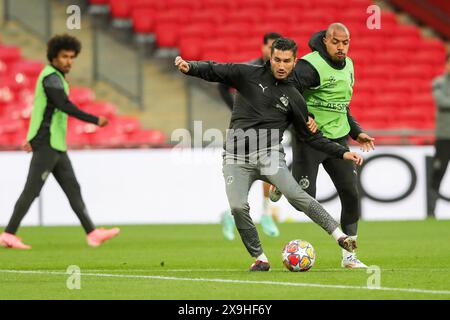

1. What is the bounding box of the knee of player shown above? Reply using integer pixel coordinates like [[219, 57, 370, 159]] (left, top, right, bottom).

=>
[[230, 202, 250, 215], [337, 184, 360, 201], [281, 183, 305, 200]]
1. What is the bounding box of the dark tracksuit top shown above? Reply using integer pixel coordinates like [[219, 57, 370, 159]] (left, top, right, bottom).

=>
[[186, 60, 350, 159], [218, 57, 265, 109]]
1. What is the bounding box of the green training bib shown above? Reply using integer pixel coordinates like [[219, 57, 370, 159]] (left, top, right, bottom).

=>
[[302, 51, 354, 139], [27, 65, 69, 151]]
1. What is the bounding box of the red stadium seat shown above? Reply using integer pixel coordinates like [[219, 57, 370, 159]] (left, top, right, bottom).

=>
[[0, 46, 21, 66], [131, 8, 157, 33], [89, 128, 128, 148], [179, 37, 204, 61], [373, 93, 410, 109], [166, 0, 203, 10], [339, 9, 369, 24], [179, 23, 216, 40], [109, 0, 137, 19], [81, 101, 117, 118], [10, 60, 43, 78], [229, 51, 261, 63], [379, 80, 414, 95], [399, 64, 434, 80], [202, 38, 234, 55], [202, 0, 238, 11], [133, 0, 166, 10], [156, 9, 192, 26], [227, 10, 265, 24], [350, 92, 374, 109], [201, 50, 232, 63], [236, 37, 263, 54], [0, 80, 16, 104], [216, 23, 252, 38], [189, 10, 225, 25], [248, 22, 291, 39], [155, 23, 180, 48], [69, 87, 96, 107], [113, 116, 141, 134], [395, 24, 422, 39], [235, 0, 272, 10]]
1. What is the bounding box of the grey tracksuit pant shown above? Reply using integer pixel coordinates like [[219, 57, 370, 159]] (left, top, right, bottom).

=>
[[222, 145, 340, 258]]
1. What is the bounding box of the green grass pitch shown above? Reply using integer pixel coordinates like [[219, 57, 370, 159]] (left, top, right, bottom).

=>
[[0, 219, 449, 300]]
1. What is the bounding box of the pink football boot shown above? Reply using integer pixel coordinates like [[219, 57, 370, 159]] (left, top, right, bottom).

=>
[[86, 227, 120, 247], [0, 232, 32, 250]]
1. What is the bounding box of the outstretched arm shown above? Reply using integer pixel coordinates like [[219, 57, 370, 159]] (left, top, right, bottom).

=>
[[175, 56, 245, 88], [43, 73, 107, 126]]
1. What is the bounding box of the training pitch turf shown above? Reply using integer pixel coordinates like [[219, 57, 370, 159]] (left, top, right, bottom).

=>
[[0, 219, 449, 300]]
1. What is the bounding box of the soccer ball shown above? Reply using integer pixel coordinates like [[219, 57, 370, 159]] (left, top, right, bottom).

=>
[[282, 239, 316, 272]]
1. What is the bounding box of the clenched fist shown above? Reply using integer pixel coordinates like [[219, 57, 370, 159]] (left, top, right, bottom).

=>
[[175, 56, 190, 74], [98, 116, 109, 127]]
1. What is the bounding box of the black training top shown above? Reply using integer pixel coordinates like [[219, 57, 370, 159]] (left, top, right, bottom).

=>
[[218, 56, 265, 110], [187, 60, 349, 159]]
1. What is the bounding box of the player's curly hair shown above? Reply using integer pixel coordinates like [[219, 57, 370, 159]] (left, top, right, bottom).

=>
[[46, 34, 81, 62]]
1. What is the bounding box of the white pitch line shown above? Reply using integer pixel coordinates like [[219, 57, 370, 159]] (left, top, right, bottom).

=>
[[1, 269, 450, 296], [79, 267, 450, 273]]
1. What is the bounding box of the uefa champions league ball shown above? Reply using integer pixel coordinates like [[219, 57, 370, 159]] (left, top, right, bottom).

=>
[[282, 239, 316, 272]]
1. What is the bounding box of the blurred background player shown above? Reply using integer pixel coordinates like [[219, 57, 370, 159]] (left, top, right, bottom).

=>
[[219, 32, 283, 240], [175, 38, 363, 271], [429, 53, 450, 216], [0, 34, 120, 250], [270, 23, 375, 268]]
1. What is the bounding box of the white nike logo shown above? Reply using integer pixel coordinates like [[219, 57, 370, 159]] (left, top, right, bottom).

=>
[[259, 84, 268, 93]]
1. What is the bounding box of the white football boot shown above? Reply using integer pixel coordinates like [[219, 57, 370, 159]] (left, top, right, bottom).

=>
[[341, 250, 368, 269]]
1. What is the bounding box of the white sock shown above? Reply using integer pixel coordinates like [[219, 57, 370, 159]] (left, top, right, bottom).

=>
[[262, 197, 271, 216], [331, 228, 346, 241], [256, 253, 269, 263]]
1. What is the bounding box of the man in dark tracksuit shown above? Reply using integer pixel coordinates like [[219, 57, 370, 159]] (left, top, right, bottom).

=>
[[175, 38, 363, 271], [429, 53, 450, 216], [0, 34, 120, 249], [218, 32, 283, 240], [270, 24, 375, 268]]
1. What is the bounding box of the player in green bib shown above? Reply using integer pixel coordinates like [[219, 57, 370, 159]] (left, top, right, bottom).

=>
[[270, 23, 375, 268], [0, 35, 120, 249]]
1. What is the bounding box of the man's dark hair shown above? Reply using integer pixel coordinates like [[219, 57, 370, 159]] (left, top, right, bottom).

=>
[[47, 34, 81, 62], [271, 38, 298, 58], [263, 32, 282, 45]]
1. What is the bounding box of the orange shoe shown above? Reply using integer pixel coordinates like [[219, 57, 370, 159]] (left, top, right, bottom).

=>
[[87, 228, 120, 247], [0, 232, 31, 250]]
